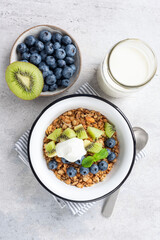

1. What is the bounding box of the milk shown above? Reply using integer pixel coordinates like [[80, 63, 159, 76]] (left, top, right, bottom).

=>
[[109, 43, 149, 86], [97, 39, 157, 97]]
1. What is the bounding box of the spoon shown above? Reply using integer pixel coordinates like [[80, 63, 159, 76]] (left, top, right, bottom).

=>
[[102, 127, 149, 218]]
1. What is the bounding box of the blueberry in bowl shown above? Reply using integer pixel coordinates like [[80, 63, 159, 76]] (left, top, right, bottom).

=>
[[10, 25, 81, 97]]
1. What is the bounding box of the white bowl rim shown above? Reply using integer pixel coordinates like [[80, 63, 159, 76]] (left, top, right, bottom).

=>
[[10, 24, 82, 97], [28, 94, 136, 203]]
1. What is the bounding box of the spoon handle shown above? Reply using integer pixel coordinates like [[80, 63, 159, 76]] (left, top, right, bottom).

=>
[[102, 149, 146, 218], [102, 189, 120, 217]]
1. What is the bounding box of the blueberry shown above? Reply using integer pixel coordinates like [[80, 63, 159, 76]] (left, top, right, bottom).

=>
[[75, 156, 85, 165], [30, 53, 41, 65], [52, 33, 62, 43], [21, 52, 31, 61], [57, 59, 66, 67], [17, 43, 27, 54], [62, 66, 73, 78], [54, 68, 62, 79], [49, 84, 58, 91], [80, 167, 89, 175], [43, 70, 52, 78], [29, 47, 38, 54], [55, 49, 66, 59], [57, 79, 62, 86], [65, 44, 77, 57], [105, 138, 116, 148], [61, 157, 69, 164], [61, 79, 70, 87], [61, 45, 66, 50], [24, 35, 36, 47], [48, 70, 53, 75], [42, 84, 49, 92], [70, 64, 76, 73], [45, 74, 56, 85], [65, 57, 74, 65], [45, 42, 54, 55], [38, 62, 49, 72], [46, 56, 56, 67], [26, 48, 30, 53], [62, 35, 72, 45], [107, 152, 116, 162], [21, 60, 28, 62], [106, 148, 111, 156], [98, 161, 108, 171], [48, 159, 58, 169], [89, 164, 99, 174], [40, 50, 47, 60], [67, 167, 77, 177], [39, 30, 52, 42], [50, 62, 57, 70], [53, 42, 61, 50], [35, 41, 44, 51]]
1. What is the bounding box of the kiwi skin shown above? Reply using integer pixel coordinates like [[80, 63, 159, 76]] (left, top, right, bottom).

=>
[[5, 61, 44, 100]]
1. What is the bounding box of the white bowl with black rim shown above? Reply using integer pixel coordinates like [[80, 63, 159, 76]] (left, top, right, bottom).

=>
[[28, 95, 136, 202], [10, 25, 81, 97]]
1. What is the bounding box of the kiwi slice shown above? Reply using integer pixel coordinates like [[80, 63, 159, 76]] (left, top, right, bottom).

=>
[[45, 141, 56, 157], [87, 127, 104, 140], [83, 140, 102, 153], [60, 128, 76, 142], [105, 122, 115, 138], [47, 128, 62, 141], [5, 61, 44, 100], [84, 140, 93, 149], [74, 124, 88, 139]]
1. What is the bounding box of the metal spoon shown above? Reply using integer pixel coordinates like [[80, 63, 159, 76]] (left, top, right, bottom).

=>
[[102, 127, 149, 218]]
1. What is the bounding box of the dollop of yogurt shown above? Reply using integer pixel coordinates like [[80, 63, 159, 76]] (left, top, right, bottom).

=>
[[56, 138, 86, 162]]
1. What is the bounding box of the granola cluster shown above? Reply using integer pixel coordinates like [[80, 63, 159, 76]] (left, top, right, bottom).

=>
[[43, 108, 119, 188]]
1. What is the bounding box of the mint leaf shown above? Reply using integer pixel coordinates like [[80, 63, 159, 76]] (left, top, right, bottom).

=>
[[82, 156, 94, 168], [94, 148, 108, 161]]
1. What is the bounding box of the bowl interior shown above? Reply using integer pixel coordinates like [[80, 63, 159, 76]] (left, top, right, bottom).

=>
[[10, 25, 81, 96], [28, 95, 135, 202]]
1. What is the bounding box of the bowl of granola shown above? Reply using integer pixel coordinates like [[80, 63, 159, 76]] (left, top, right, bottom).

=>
[[28, 95, 136, 202]]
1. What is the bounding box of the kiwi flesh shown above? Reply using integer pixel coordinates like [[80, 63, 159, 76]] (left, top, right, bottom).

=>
[[45, 141, 56, 157], [87, 127, 104, 140], [83, 140, 102, 153], [83, 140, 94, 149], [47, 128, 62, 141], [60, 128, 76, 142], [105, 122, 115, 138], [74, 124, 88, 139], [5, 61, 44, 100]]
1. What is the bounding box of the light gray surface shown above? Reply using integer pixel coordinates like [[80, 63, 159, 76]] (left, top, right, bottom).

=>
[[0, 0, 160, 239]]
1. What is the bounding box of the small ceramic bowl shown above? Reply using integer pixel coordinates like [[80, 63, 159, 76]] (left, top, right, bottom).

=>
[[28, 95, 136, 203], [10, 25, 81, 96]]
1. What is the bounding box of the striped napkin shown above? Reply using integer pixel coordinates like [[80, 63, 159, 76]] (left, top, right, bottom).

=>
[[15, 83, 146, 216], [15, 83, 99, 216]]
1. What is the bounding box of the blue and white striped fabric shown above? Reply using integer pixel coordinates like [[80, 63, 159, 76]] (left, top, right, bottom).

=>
[[15, 83, 99, 216], [15, 83, 146, 216]]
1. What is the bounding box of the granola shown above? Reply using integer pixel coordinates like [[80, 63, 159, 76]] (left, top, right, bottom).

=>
[[43, 108, 119, 188]]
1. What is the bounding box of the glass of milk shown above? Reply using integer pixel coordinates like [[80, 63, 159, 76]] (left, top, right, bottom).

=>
[[97, 39, 157, 97]]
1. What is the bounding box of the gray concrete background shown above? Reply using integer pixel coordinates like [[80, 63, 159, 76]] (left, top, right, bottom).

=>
[[0, 0, 160, 239]]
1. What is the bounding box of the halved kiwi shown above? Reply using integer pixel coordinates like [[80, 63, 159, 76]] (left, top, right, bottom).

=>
[[59, 128, 76, 142], [45, 141, 56, 158], [47, 128, 62, 141], [105, 122, 115, 138], [5, 61, 44, 100], [83, 140, 102, 153], [87, 127, 104, 140], [74, 124, 88, 139]]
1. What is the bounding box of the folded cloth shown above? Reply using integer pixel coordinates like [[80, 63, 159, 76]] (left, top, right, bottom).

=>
[[15, 83, 99, 216], [15, 83, 146, 216]]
